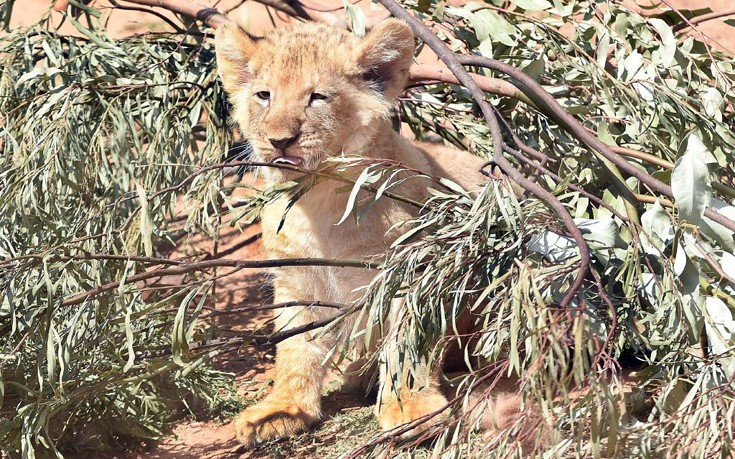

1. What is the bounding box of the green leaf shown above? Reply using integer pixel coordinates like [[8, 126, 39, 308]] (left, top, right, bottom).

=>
[[700, 87, 724, 121], [705, 296, 735, 377], [525, 230, 578, 262], [574, 217, 623, 248], [701, 198, 735, 252], [512, 0, 552, 11], [685, 134, 718, 165], [671, 151, 712, 225], [720, 251, 735, 281], [641, 199, 675, 253], [648, 18, 676, 67], [336, 166, 375, 225], [343, 0, 366, 37], [136, 182, 153, 257]]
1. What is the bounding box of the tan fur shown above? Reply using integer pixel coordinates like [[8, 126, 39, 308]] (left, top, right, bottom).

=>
[[215, 19, 507, 446]]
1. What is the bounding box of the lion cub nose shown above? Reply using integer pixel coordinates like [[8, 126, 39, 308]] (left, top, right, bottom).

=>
[[269, 135, 298, 151]]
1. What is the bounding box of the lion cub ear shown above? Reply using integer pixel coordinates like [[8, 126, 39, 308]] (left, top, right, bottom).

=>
[[354, 19, 415, 100], [215, 21, 258, 95]]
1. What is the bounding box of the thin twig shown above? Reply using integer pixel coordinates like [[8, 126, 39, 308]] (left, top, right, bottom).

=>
[[206, 300, 348, 317], [121, 0, 227, 28], [137, 306, 352, 358], [203, 232, 261, 259], [109, 0, 186, 33], [672, 7, 735, 33], [60, 257, 380, 307]]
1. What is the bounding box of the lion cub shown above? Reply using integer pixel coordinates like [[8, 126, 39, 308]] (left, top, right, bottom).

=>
[[215, 19, 489, 446]]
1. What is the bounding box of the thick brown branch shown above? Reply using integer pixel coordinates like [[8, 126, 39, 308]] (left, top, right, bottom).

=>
[[409, 64, 534, 105], [455, 54, 735, 233]]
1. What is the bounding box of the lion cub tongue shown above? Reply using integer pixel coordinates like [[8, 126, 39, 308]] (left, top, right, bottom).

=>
[[273, 156, 303, 165]]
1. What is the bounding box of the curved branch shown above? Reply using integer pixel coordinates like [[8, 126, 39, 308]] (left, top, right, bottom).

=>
[[60, 257, 379, 307], [379, 0, 590, 309], [455, 54, 735, 233], [672, 8, 735, 33], [109, 0, 186, 33], [409, 64, 535, 106]]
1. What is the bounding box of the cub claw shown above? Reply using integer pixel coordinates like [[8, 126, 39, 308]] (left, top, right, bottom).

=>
[[233, 400, 318, 446]]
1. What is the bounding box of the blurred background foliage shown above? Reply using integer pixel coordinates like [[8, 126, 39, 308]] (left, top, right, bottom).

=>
[[1, 0, 735, 458]]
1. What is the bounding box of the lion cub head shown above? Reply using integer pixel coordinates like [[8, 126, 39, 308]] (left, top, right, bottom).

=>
[[215, 19, 414, 182]]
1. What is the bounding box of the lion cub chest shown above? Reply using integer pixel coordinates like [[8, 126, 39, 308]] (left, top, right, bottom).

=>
[[260, 181, 413, 262]]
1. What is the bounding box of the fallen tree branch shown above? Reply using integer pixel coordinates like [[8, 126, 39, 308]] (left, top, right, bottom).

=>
[[672, 7, 735, 33], [408, 64, 534, 106], [454, 54, 735, 233], [379, 0, 590, 309], [120, 0, 227, 28], [60, 256, 379, 307]]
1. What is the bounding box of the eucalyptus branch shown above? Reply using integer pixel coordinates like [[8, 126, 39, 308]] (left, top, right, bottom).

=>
[[455, 54, 735, 233], [378, 0, 590, 309], [203, 232, 261, 259], [119, 0, 227, 28], [138, 306, 352, 359], [61, 256, 380, 307], [119, 159, 430, 232], [409, 64, 534, 106], [205, 300, 348, 317], [344, 361, 512, 459], [504, 145, 629, 223], [108, 0, 187, 33], [602, 145, 735, 200], [671, 7, 735, 33]]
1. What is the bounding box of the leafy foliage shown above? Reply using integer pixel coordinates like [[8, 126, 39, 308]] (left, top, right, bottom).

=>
[[388, 0, 735, 456], [1, 0, 735, 458], [0, 5, 234, 456]]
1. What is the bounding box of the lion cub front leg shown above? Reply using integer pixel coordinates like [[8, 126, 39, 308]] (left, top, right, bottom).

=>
[[374, 300, 449, 439], [375, 344, 449, 439], [234, 289, 329, 446]]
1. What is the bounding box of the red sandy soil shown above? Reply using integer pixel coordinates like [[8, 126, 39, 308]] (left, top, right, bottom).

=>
[[7, 1, 735, 458]]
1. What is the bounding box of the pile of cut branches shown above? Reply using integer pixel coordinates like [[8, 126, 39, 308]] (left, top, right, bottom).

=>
[[1, 0, 734, 457]]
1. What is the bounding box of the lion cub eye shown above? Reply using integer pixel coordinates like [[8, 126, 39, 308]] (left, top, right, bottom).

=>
[[309, 92, 329, 105], [254, 91, 271, 102]]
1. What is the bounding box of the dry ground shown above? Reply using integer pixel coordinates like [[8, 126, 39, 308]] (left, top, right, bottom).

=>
[[7, 1, 735, 458]]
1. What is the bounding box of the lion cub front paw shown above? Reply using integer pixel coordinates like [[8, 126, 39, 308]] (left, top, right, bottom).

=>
[[234, 398, 319, 446], [376, 389, 448, 440]]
